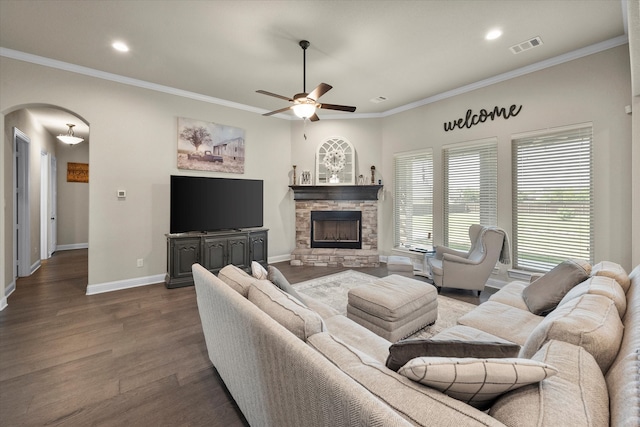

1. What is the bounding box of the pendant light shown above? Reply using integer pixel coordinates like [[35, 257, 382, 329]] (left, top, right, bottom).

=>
[[57, 124, 84, 145]]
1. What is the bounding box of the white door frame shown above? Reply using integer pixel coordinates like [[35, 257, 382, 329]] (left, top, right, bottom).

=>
[[49, 156, 57, 257], [39, 152, 57, 259], [13, 127, 31, 278], [40, 151, 49, 260]]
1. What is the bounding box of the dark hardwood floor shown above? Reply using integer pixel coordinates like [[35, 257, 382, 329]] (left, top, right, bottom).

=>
[[0, 250, 489, 426]]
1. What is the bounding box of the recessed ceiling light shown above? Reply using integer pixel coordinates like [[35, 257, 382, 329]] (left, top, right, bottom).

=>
[[485, 29, 502, 41], [112, 41, 130, 52]]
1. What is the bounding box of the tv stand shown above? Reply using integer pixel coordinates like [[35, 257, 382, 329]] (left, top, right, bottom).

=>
[[165, 228, 268, 288]]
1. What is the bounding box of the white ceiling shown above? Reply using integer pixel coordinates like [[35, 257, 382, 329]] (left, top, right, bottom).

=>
[[0, 0, 630, 130]]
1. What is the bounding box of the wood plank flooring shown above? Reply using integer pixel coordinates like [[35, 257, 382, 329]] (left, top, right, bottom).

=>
[[0, 250, 489, 426]]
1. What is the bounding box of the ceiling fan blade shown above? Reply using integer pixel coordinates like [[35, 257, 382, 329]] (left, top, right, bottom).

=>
[[309, 113, 320, 122], [256, 90, 293, 102], [319, 103, 357, 113], [307, 83, 332, 101], [263, 106, 293, 116]]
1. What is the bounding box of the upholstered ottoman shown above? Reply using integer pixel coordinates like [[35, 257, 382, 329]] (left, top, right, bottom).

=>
[[347, 275, 438, 342]]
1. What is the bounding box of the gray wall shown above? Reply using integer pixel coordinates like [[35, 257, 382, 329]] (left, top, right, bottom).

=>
[[1, 43, 637, 300]]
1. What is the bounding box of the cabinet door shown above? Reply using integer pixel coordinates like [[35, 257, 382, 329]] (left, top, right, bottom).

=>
[[249, 231, 268, 266], [202, 237, 227, 273], [227, 236, 248, 269], [171, 238, 201, 279]]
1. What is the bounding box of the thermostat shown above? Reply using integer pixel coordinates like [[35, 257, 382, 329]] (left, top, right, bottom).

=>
[[117, 190, 126, 198]]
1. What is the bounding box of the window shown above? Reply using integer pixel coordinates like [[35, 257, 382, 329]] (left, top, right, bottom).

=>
[[443, 140, 497, 250], [512, 125, 593, 271], [394, 150, 433, 250]]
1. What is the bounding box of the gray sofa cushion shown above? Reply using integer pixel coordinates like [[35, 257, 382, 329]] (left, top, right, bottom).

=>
[[558, 275, 627, 318], [591, 261, 631, 293], [217, 264, 255, 297], [386, 339, 521, 371], [521, 259, 590, 316], [248, 279, 324, 341], [487, 280, 529, 310], [457, 301, 543, 345], [490, 340, 609, 427], [520, 294, 623, 373]]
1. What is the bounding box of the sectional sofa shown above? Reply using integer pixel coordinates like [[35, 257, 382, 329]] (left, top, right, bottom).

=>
[[192, 261, 639, 426]]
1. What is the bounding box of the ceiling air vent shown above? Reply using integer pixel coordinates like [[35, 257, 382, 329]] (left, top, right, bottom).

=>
[[509, 36, 543, 54], [370, 96, 388, 104]]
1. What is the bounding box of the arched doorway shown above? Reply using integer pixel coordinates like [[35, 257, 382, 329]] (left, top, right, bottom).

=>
[[3, 104, 89, 291]]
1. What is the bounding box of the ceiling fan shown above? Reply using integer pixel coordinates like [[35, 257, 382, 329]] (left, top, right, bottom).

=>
[[257, 40, 356, 121]]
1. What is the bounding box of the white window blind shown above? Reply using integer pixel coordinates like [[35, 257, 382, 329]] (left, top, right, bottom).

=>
[[444, 141, 498, 250], [394, 150, 433, 250], [512, 125, 593, 271]]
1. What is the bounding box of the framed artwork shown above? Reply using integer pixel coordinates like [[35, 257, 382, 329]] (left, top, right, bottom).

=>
[[299, 170, 313, 185], [315, 137, 355, 185], [177, 117, 245, 173], [67, 162, 89, 183]]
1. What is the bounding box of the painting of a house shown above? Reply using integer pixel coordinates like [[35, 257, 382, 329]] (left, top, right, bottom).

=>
[[177, 117, 245, 173]]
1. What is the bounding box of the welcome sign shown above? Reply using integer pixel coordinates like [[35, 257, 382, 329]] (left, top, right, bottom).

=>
[[444, 104, 523, 132]]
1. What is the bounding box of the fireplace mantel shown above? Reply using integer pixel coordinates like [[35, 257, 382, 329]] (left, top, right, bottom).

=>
[[289, 185, 383, 201]]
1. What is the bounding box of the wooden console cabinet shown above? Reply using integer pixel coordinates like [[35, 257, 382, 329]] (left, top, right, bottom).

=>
[[165, 228, 268, 288]]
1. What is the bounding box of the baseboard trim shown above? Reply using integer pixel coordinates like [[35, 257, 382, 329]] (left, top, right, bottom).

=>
[[86, 274, 165, 295], [57, 243, 89, 251], [268, 254, 291, 264], [30, 260, 41, 275], [1, 280, 16, 311]]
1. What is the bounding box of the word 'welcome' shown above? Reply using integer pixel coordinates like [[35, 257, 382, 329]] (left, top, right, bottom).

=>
[[444, 105, 523, 132]]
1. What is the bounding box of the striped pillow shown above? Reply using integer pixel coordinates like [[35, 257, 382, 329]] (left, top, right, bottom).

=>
[[398, 357, 557, 410]]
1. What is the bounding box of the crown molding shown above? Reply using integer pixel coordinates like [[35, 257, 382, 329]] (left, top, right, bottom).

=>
[[381, 34, 629, 117], [1, 34, 629, 120]]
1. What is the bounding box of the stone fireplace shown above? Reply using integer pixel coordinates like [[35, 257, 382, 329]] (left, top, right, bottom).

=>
[[289, 185, 382, 267]]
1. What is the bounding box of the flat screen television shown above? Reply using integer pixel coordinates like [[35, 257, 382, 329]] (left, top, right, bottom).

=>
[[170, 175, 263, 234]]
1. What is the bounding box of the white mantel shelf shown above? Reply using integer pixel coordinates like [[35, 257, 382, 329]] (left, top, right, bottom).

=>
[[289, 185, 383, 201]]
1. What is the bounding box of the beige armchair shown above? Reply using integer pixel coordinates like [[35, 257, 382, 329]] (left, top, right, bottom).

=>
[[427, 224, 508, 295]]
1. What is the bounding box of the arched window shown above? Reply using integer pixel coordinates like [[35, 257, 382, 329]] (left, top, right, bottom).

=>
[[315, 137, 355, 185]]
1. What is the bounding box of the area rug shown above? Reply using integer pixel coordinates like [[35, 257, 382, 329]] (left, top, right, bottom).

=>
[[294, 270, 477, 339]]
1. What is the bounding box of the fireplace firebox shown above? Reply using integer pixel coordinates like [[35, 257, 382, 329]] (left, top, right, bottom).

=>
[[311, 211, 362, 249]]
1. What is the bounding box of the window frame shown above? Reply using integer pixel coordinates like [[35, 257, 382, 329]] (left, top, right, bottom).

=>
[[393, 149, 434, 251], [511, 123, 594, 272], [443, 139, 498, 251]]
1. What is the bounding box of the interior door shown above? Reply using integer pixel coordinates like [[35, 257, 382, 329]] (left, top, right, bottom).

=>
[[14, 128, 31, 278], [49, 156, 57, 256]]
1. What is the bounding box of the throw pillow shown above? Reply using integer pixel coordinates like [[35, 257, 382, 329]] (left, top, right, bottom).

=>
[[251, 261, 268, 280], [398, 357, 557, 410], [522, 259, 590, 315], [386, 339, 521, 371], [267, 265, 305, 303]]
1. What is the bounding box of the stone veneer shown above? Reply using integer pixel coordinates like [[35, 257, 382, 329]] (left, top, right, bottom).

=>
[[290, 200, 380, 267]]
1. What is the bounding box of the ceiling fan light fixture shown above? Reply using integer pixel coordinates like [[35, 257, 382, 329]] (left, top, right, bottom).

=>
[[57, 123, 84, 145], [292, 102, 317, 119]]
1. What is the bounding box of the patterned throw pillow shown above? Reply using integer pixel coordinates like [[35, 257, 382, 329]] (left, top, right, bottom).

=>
[[398, 357, 557, 410]]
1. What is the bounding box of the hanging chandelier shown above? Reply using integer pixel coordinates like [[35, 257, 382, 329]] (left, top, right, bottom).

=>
[[57, 124, 84, 145]]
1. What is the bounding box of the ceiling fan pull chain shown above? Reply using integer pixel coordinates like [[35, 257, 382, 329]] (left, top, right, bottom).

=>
[[303, 117, 308, 140]]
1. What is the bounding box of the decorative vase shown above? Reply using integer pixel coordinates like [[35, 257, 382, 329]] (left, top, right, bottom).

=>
[[329, 174, 340, 184]]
